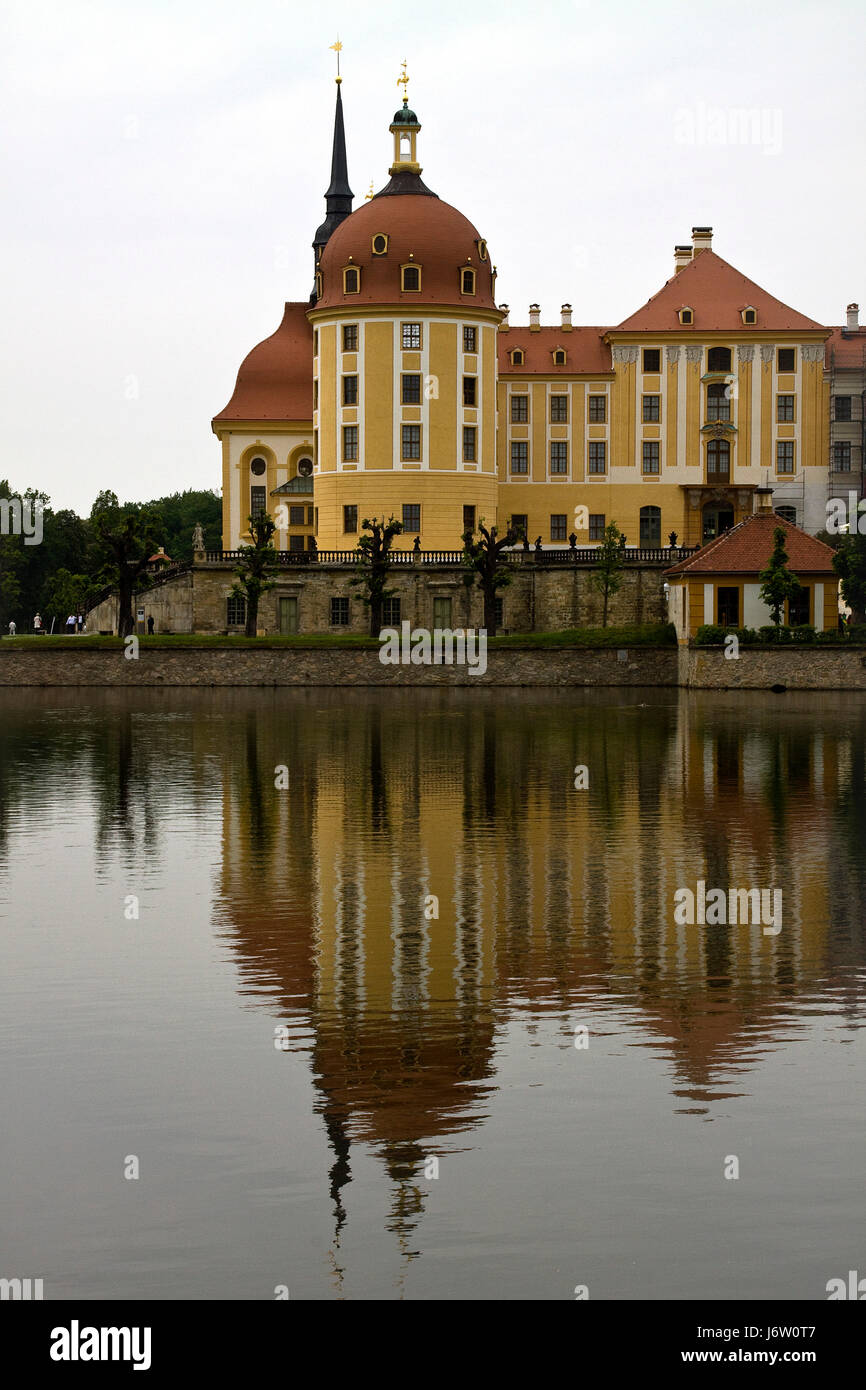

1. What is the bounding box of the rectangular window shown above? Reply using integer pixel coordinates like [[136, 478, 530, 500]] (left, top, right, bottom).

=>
[[434, 596, 453, 627], [463, 505, 476, 533], [550, 514, 567, 542], [550, 394, 568, 422], [589, 513, 605, 541], [642, 394, 660, 422], [642, 441, 660, 474], [777, 394, 794, 422], [588, 441, 606, 474], [462, 426, 477, 462], [463, 326, 477, 353], [834, 442, 852, 471], [510, 513, 527, 539], [330, 597, 350, 626], [342, 426, 358, 462], [226, 594, 246, 626], [511, 441, 528, 474], [307, 534, 316, 552], [402, 322, 422, 349], [342, 375, 358, 405], [401, 373, 421, 404], [343, 505, 358, 533], [342, 324, 358, 351], [402, 503, 421, 533], [511, 394, 528, 422], [383, 596, 401, 626], [788, 588, 810, 626], [250, 485, 267, 520], [777, 348, 796, 372], [643, 348, 661, 372], [289, 534, 305, 552], [835, 395, 853, 421], [306, 506, 314, 526], [494, 597, 504, 627], [550, 441, 568, 474], [463, 376, 477, 406], [289, 505, 305, 526], [401, 425, 421, 461], [776, 440, 795, 473], [588, 394, 606, 422]]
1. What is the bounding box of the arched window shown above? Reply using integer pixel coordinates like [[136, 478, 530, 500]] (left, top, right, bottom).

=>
[[553, 349, 566, 365], [461, 268, 476, 295], [775, 505, 796, 524], [510, 348, 524, 366], [679, 307, 693, 324], [707, 439, 730, 478], [707, 382, 731, 421], [401, 264, 421, 292], [639, 505, 661, 546], [707, 346, 732, 372], [343, 266, 360, 294]]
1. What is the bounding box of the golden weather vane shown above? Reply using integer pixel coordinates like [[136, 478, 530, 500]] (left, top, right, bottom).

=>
[[397, 59, 409, 103], [330, 37, 342, 82]]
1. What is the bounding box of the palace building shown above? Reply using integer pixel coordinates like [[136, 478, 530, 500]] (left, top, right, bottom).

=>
[[212, 76, 834, 555]]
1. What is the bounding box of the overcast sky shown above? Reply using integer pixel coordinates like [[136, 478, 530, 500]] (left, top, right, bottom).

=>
[[2, 0, 864, 517]]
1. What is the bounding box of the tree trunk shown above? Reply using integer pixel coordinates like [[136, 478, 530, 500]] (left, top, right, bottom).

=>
[[483, 584, 497, 636], [602, 584, 610, 628], [369, 594, 383, 637], [245, 593, 258, 637], [118, 578, 135, 638]]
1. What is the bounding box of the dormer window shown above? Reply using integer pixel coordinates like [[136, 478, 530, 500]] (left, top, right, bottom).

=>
[[553, 348, 566, 366], [401, 263, 421, 292], [461, 268, 476, 295], [510, 348, 524, 366], [343, 266, 360, 294], [742, 306, 757, 325], [476, 240, 488, 261], [372, 234, 389, 256], [315, 272, 323, 298], [679, 307, 693, 325]]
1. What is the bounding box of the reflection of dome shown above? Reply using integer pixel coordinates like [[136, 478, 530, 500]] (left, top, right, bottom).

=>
[[317, 194, 495, 311]]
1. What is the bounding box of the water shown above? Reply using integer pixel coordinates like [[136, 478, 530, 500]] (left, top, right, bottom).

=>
[[0, 687, 864, 1301]]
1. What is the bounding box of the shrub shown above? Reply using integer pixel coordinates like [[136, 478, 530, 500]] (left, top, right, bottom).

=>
[[790, 624, 816, 643], [694, 624, 726, 645]]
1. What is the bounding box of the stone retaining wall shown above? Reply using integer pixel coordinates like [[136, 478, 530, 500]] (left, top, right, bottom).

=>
[[0, 646, 679, 687], [679, 645, 866, 689]]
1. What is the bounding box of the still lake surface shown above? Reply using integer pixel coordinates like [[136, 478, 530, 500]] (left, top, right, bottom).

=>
[[0, 686, 864, 1301]]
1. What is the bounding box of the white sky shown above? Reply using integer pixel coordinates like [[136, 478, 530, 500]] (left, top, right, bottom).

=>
[[1, 0, 864, 516]]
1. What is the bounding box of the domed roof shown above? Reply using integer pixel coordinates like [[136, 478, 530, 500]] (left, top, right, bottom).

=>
[[315, 186, 495, 312], [212, 303, 313, 424], [391, 101, 419, 127]]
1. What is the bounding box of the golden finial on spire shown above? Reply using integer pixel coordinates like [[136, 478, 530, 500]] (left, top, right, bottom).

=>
[[365, 180, 374, 201], [397, 59, 409, 104], [330, 37, 342, 83]]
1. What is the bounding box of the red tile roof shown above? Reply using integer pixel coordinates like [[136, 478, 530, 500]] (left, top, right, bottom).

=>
[[498, 327, 611, 375], [315, 193, 496, 311], [825, 325, 866, 369], [213, 303, 313, 424], [665, 511, 837, 577], [615, 250, 826, 334]]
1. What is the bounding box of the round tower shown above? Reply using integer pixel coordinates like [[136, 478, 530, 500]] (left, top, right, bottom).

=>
[[308, 89, 501, 550]]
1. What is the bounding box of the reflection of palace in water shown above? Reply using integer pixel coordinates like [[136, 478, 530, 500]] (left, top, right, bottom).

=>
[[211, 690, 866, 1259]]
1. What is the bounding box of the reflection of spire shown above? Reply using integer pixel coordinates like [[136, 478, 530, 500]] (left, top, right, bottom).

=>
[[383, 1140, 425, 1293], [323, 1108, 350, 1295]]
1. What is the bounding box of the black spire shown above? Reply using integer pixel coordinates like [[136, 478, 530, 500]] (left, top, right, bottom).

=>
[[312, 84, 353, 283]]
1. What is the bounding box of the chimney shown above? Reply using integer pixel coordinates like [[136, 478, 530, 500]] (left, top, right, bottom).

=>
[[754, 486, 774, 513], [674, 245, 692, 275], [847, 302, 860, 331], [692, 226, 713, 257], [529, 303, 541, 332], [561, 303, 573, 332], [498, 303, 510, 331]]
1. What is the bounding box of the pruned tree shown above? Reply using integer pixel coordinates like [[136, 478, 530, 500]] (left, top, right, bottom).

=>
[[231, 511, 280, 637], [832, 533, 866, 626], [590, 521, 626, 627], [759, 525, 802, 630], [93, 504, 160, 637], [350, 516, 403, 636], [461, 519, 517, 635]]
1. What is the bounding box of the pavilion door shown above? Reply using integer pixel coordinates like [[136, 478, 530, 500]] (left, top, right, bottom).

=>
[[717, 587, 739, 627], [279, 597, 298, 634]]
